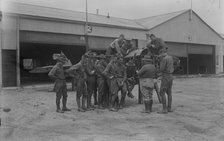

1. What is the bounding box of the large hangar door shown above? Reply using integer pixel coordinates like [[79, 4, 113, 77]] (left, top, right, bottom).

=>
[[20, 31, 86, 85], [188, 44, 215, 74], [166, 42, 188, 74], [166, 42, 215, 74]]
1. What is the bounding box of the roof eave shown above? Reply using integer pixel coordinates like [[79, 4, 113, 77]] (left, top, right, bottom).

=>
[[3, 11, 146, 31], [146, 10, 190, 31]]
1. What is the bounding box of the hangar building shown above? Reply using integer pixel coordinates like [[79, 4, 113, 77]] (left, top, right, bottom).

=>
[[0, 2, 223, 87]]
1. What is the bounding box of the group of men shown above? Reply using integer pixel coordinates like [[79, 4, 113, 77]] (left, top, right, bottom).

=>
[[48, 33, 174, 114]]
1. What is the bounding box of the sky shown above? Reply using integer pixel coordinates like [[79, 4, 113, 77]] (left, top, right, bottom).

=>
[[1, 0, 224, 34]]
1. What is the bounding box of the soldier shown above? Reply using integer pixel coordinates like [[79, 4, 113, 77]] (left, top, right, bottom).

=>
[[106, 34, 126, 56], [146, 48, 162, 103], [121, 39, 137, 56], [84, 52, 97, 110], [146, 34, 168, 56], [66, 55, 88, 112], [137, 55, 156, 113], [103, 55, 127, 111], [48, 52, 71, 113], [157, 49, 174, 114], [94, 54, 108, 109]]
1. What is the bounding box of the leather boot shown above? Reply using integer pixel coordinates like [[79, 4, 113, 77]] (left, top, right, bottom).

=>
[[77, 98, 85, 112], [141, 100, 150, 113], [62, 97, 71, 111], [119, 92, 126, 109], [157, 95, 168, 114], [154, 83, 162, 103], [82, 96, 88, 111], [109, 95, 118, 112], [167, 95, 173, 112], [149, 100, 153, 112], [56, 99, 64, 113], [94, 91, 98, 105]]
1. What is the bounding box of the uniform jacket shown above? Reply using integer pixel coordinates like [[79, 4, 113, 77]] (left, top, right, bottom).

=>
[[103, 60, 127, 81], [95, 59, 108, 78], [48, 63, 66, 92], [67, 62, 87, 81], [159, 54, 174, 75]]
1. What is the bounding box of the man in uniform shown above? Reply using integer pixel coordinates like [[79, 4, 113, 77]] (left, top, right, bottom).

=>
[[66, 55, 88, 112], [106, 34, 126, 56], [103, 55, 127, 111], [146, 43, 162, 103], [94, 54, 108, 109], [157, 49, 174, 114], [84, 52, 97, 110], [146, 34, 168, 56], [48, 52, 71, 113], [137, 55, 156, 113]]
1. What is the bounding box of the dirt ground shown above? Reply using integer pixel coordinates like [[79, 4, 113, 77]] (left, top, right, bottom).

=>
[[1, 77, 224, 141]]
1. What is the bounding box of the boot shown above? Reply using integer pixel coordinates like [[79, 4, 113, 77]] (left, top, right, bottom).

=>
[[87, 94, 94, 110], [141, 100, 150, 113], [149, 100, 153, 112], [109, 95, 118, 112], [94, 91, 98, 105], [167, 92, 173, 112], [82, 96, 88, 111], [157, 95, 168, 114], [56, 98, 64, 113], [119, 93, 126, 109], [154, 83, 162, 103], [62, 97, 71, 111], [77, 98, 85, 112]]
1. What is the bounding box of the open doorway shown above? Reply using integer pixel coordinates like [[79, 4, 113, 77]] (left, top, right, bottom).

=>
[[20, 43, 86, 85]]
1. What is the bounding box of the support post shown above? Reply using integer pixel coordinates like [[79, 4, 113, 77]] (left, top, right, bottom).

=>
[[186, 45, 189, 76], [85, 0, 89, 51], [16, 16, 20, 87], [0, 18, 2, 88]]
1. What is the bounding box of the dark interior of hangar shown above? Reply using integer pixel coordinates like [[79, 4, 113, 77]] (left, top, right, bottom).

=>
[[20, 43, 86, 85], [188, 54, 215, 74], [173, 55, 215, 75], [174, 57, 187, 75]]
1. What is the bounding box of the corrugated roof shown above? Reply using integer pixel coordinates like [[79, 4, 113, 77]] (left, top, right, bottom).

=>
[[3, 1, 221, 40], [135, 10, 188, 29], [2, 2, 144, 29]]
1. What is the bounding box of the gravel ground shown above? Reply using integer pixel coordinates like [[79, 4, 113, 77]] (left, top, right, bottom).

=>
[[1, 77, 224, 141]]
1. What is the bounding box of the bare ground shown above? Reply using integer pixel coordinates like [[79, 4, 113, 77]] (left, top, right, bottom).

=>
[[1, 77, 224, 141]]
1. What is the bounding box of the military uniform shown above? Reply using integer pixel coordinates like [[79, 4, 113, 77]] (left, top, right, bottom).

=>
[[106, 38, 125, 56], [94, 57, 108, 109], [137, 56, 156, 113], [66, 60, 88, 112], [158, 51, 174, 114], [103, 57, 127, 111], [84, 56, 97, 110], [48, 53, 71, 113]]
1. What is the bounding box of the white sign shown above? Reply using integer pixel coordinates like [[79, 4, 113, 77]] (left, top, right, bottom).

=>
[[87, 25, 92, 33]]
